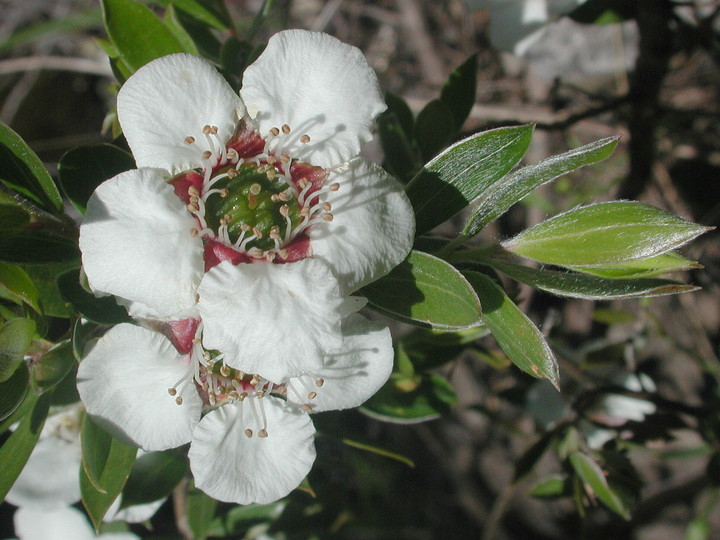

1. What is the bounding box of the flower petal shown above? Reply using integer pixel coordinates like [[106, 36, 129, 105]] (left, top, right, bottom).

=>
[[80, 168, 204, 320], [241, 30, 385, 168], [308, 159, 415, 294], [118, 53, 245, 173], [14, 506, 96, 540], [286, 313, 393, 412], [189, 398, 316, 505], [77, 324, 202, 451], [5, 432, 81, 509], [198, 259, 345, 383]]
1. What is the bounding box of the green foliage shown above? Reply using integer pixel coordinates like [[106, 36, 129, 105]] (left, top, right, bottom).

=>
[[0, 318, 36, 382], [120, 450, 188, 508], [0, 263, 41, 313], [57, 269, 130, 324], [0, 363, 29, 424]]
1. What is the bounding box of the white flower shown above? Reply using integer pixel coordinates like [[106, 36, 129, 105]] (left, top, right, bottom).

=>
[[77, 30, 412, 504], [13, 506, 138, 540]]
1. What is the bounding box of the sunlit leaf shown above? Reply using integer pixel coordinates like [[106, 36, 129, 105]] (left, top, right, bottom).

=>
[[20, 262, 78, 318], [569, 451, 630, 519], [406, 125, 533, 235], [0, 318, 36, 382], [464, 271, 559, 388], [0, 121, 63, 212], [463, 136, 619, 236], [187, 486, 219, 540], [169, 0, 231, 29], [502, 201, 710, 267], [570, 251, 701, 278], [530, 475, 570, 498], [361, 250, 482, 330], [0, 262, 41, 313]]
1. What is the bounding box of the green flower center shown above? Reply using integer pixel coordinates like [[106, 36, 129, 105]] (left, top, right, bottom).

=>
[[203, 164, 303, 252]]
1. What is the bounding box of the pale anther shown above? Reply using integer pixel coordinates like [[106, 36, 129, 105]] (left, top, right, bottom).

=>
[[315, 378, 325, 387], [241, 223, 251, 231], [308, 391, 317, 400], [279, 205, 290, 217], [329, 183, 340, 191], [278, 192, 290, 201], [323, 213, 334, 222], [202, 150, 212, 160], [187, 203, 200, 212], [282, 124, 291, 134], [219, 364, 230, 377], [168, 388, 177, 396], [266, 252, 276, 262], [269, 127, 280, 137], [252, 227, 263, 238], [244, 428, 253, 438], [190, 228, 199, 237], [220, 188, 229, 197], [323, 202, 332, 211], [297, 178, 309, 189], [188, 186, 200, 197], [227, 169, 238, 178], [300, 134, 311, 143], [202, 125, 212, 134], [184, 136, 195, 144], [175, 396, 183, 405], [250, 183, 262, 195], [210, 126, 219, 134], [279, 248, 289, 259], [258, 429, 269, 438], [301, 404, 313, 412], [271, 194, 280, 202]]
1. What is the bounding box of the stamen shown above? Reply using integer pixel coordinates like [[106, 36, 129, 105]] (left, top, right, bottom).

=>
[[316, 378, 325, 387], [202, 150, 212, 160], [282, 124, 291, 134], [299, 134, 311, 143], [269, 127, 280, 137], [245, 428, 253, 438], [184, 136, 195, 144]]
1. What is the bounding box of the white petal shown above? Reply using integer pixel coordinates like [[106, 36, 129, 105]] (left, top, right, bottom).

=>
[[5, 433, 81, 509], [189, 398, 316, 505], [241, 30, 385, 168], [118, 53, 245, 173], [80, 168, 204, 320], [77, 324, 202, 451], [105, 496, 165, 524], [308, 159, 415, 294], [198, 259, 345, 383], [286, 313, 393, 412], [14, 507, 94, 540]]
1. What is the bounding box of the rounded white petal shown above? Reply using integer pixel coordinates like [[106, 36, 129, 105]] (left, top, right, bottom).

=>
[[198, 259, 345, 383], [14, 506, 96, 540], [241, 30, 385, 168], [308, 159, 415, 294], [80, 168, 204, 320], [77, 324, 202, 451], [118, 53, 245, 173], [105, 496, 165, 524], [287, 313, 393, 412], [189, 398, 316, 505], [5, 433, 81, 509]]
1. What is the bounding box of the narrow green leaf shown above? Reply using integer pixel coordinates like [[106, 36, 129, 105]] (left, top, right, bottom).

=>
[[464, 271, 559, 387], [57, 269, 130, 325], [414, 99, 456, 162], [485, 259, 699, 300], [58, 144, 135, 214], [164, 5, 201, 56], [169, 0, 231, 29], [360, 373, 457, 424], [530, 475, 570, 498], [246, 0, 276, 40], [120, 450, 188, 508], [0, 121, 63, 212], [463, 137, 619, 236], [503, 201, 711, 267], [570, 251, 701, 278], [0, 377, 37, 434], [187, 486, 218, 540], [569, 451, 630, 519], [101, 0, 185, 72], [30, 340, 76, 394], [440, 53, 478, 131], [0, 362, 29, 423], [20, 262, 78, 318], [0, 392, 50, 502], [80, 415, 137, 531], [0, 230, 80, 264], [173, 6, 222, 61], [0, 318, 36, 382], [0, 262, 41, 313], [341, 438, 415, 467], [406, 125, 533, 235], [361, 250, 482, 331], [0, 197, 30, 236], [385, 92, 414, 137]]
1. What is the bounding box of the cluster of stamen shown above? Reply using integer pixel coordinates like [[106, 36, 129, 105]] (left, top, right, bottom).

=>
[[179, 122, 339, 261]]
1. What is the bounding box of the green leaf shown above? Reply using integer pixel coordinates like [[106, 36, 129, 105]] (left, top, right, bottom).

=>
[[513, 428, 558, 482], [29, 340, 75, 395], [0, 362, 29, 423], [80, 415, 137, 531], [340, 438, 415, 468], [163, 4, 201, 56], [58, 144, 135, 214], [502, 201, 710, 267], [378, 111, 421, 183], [101, 0, 185, 73], [414, 99, 456, 163], [57, 269, 130, 325], [385, 92, 414, 138], [440, 53, 478, 131], [361, 250, 482, 330], [120, 450, 188, 508], [569, 451, 631, 519], [570, 251, 701, 279], [485, 259, 699, 300], [0, 318, 36, 382], [464, 271, 559, 387], [0, 196, 30, 236], [406, 125, 533, 235], [530, 475, 570, 498], [0, 262, 41, 313], [463, 136, 619, 236], [187, 486, 219, 540], [361, 373, 457, 424], [169, 0, 231, 29], [0, 230, 80, 264], [20, 262, 78, 318], [0, 121, 63, 212], [173, 6, 222, 61], [0, 392, 50, 502]]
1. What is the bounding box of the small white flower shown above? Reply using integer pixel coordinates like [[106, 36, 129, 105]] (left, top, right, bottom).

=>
[[77, 30, 412, 504]]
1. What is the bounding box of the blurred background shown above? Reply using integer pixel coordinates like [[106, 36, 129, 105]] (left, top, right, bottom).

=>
[[0, 1, 719, 538]]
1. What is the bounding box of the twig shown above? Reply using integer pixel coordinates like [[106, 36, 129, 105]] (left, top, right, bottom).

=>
[[0, 56, 113, 77], [311, 0, 345, 32], [396, 0, 446, 86]]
